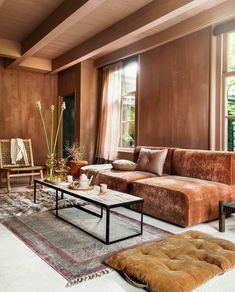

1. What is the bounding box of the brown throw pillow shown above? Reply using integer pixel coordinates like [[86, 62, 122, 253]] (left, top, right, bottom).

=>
[[136, 148, 168, 176], [112, 160, 137, 171]]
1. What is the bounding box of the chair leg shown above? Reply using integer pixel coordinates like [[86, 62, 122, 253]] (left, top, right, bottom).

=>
[[40, 169, 44, 180], [6, 172, 11, 193], [29, 173, 33, 186], [0, 172, 2, 189], [40, 169, 44, 189]]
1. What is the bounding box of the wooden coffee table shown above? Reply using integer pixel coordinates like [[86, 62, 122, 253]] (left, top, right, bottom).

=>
[[34, 178, 144, 244], [219, 200, 235, 232]]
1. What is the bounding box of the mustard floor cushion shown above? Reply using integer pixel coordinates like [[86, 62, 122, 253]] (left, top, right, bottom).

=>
[[105, 231, 235, 292]]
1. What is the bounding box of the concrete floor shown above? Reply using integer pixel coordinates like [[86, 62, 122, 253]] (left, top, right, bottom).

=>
[[1, 182, 235, 292]]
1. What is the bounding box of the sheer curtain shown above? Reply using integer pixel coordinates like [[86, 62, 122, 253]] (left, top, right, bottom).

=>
[[96, 62, 122, 163]]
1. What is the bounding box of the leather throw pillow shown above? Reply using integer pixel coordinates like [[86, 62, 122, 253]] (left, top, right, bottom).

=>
[[136, 148, 168, 176]]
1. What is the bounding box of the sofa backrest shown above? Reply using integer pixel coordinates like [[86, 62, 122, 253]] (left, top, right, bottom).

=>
[[172, 149, 235, 185], [133, 146, 175, 175]]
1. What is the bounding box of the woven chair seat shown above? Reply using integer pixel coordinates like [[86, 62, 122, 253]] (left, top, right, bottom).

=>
[[0, 139, 44, 192], [7, 166, 43, 172]]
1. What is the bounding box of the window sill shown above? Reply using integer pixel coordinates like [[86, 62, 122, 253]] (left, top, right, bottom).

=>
[[117, 148, 134, 153]]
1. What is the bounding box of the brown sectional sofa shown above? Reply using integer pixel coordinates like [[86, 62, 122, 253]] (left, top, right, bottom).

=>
[[87, 146, 235, 227]]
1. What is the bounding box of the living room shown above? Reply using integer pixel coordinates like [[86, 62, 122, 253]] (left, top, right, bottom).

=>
[[1, 0, 235, 291]]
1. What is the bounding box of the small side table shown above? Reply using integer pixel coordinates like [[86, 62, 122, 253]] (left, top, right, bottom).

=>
[[219, 200, 235, 232]]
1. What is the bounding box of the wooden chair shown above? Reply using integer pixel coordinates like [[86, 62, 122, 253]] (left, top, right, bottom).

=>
[[0, 139, 44, 193]]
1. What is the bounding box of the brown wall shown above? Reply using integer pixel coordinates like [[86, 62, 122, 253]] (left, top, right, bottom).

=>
[[80, 60, 99, 163], [137, 27, 210, 150], [58, 60, 99, 163], [0, 58, 58, 165]]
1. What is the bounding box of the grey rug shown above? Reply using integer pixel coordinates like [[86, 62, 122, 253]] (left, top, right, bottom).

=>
[[2, 206, 172, 286], [0, 190, 79, 220]]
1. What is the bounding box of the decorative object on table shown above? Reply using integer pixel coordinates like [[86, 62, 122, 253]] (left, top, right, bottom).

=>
[[65, 141, 88, 178], [105, 230, 235, 292], [35, 100, 66, 181], [69, 173, 93, 190], [2, 208, 171, 286], [67, 175, 73, 183], [69, 181, 94, 191], [100, 183, 108, 193], [79, 173, 90, 187], [55, 158, 70, 181]]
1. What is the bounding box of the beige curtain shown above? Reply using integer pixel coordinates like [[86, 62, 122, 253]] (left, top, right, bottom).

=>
[[96, 62, 122, 162]]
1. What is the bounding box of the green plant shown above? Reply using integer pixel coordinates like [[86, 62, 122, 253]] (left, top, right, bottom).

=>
[[65, 141, 86, 161]]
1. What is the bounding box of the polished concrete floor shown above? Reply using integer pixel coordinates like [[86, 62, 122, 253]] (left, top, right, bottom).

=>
[[1, 181, 235, 292]]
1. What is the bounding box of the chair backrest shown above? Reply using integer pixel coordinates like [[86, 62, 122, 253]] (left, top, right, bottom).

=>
[[0, 139, 34, 168]]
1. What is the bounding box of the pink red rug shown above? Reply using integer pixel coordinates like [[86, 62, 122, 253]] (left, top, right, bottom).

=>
[[2, 207, 171, 286]]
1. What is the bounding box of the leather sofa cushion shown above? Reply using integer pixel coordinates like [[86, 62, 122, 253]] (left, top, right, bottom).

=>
[[130, 175, 235, 227], [172, 149, 235, 185], [105, 230, 235, 292], [93, 169, 156, 193]]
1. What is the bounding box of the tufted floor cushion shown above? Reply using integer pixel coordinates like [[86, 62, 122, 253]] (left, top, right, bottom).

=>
[[93, 169, 157, 193], [105, 231, 235, 292], [130, 175, 235, 227]]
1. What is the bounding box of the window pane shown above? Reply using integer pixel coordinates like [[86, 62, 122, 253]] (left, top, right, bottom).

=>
[[227, 118, 235, 151], [123, 62, 137, 93], [119, 94, 135, 148], [120, 121, 135, 148], [225, 76, 235, 116], [228, 31, 235, 72], [122, 95, 135, 121]]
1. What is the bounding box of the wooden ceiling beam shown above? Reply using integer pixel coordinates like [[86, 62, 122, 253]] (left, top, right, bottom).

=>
[[0, 0, 5, 8], [18, 57, 52, 73], [94, 0, 235, 68], [7, 0, 106, 69], [52, 0, 209, 73], [0, 38, 21, 59]]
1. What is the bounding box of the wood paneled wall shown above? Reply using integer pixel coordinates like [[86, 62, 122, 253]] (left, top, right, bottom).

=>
[[58, 60, 99, 163], [80, 60, 99, 163], [137, 27, 210, 149], [0, 58, 58, 165]]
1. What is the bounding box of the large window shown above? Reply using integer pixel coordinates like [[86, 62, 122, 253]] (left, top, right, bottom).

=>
[[119, 60, 137, 149], [223, 31, 235, 151]]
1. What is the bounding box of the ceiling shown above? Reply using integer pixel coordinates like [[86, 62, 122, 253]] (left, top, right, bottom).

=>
[[0, 0, 233, 73]]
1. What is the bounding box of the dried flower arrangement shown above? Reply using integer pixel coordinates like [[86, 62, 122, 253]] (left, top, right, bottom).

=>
[[65, 141, 86, 161]]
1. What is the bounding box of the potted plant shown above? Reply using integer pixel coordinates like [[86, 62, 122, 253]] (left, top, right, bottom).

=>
[[65, 141, 88, 178]]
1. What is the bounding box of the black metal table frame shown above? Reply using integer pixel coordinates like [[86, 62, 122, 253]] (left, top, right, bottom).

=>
[[34, 179, 144, 244]]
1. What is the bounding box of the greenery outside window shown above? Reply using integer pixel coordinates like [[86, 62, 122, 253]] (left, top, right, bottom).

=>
[[223, 31, 235, 151], [119, 59, 137, 149]]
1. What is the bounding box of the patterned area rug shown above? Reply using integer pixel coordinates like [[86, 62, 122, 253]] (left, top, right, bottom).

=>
[[0, 190, 80, 220], [2, 206, 172, 286]]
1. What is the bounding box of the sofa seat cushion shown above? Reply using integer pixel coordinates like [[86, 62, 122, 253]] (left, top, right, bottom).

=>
[[94, 169, 157, 193], [130, 175, 235, 226], [105, 231, 235, 292]]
